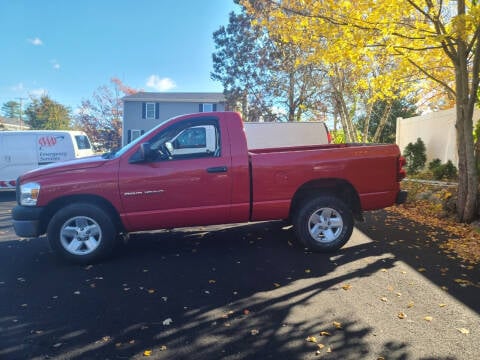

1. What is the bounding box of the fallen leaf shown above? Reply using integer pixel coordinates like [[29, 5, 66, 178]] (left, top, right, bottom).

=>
[[306, 336, 317, 343], [424, 316, 433, 322], [342, 284, 352, 290], [398, 312, 407, 319], [163, 318, 173, 326], [454, 278, 472, 287], [439, 303, 447, 308], [333, 321, 342, 329], [457, 328, 470, 335], [305, 269, 311, 274], [380, 297, 388, 302], [273, 283, 281, 288], [317, 344, 325, 350], [160, 345, 167, 351], [147, 289, 155, 294], [251, 329, 259, 335], [143, 350, 152, 356], [327, 346, 332, 353], [418, 267, 427, 272], [208, 279, 216, 284], [319, 331, 331, 336], [407, 301, 414, 308]]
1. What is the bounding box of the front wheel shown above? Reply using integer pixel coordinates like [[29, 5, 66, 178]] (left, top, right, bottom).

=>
[[294, 196, 354, 252], [47, 203, 117, 264]]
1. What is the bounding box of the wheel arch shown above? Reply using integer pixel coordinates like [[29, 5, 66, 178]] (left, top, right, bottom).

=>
[[290, 178, 362, 221], [40, 194, 124, 235]]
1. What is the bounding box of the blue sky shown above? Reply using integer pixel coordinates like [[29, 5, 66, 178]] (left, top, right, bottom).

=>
[[0, 0, 239, 111]]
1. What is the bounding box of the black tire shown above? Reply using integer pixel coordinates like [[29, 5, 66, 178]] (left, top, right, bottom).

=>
[[47, 203, 117, 264], [294, 195, 354, 252]]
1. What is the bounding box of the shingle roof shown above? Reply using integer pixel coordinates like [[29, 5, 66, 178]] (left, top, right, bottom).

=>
[[0, 116, 29, 130], [122, 92, 226, 103]]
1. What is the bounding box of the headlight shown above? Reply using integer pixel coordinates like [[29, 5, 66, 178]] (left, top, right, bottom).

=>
[[19, 182, 41, 206]]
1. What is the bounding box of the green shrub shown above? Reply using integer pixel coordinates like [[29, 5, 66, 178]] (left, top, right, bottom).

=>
[[429, 159, 458, 180], [403, 138, 427, 175], [428, 158, 441, 171]]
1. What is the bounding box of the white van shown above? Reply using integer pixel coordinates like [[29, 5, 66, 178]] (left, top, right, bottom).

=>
[[244, 121, 332, 149], [0, 130, 94, 189]]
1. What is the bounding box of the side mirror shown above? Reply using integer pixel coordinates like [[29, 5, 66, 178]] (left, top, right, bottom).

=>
[[129, 142, 153, 163], [142, 142, 155, 162]]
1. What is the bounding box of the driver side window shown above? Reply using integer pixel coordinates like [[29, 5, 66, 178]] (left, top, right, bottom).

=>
[[149, 119, 221, 161]]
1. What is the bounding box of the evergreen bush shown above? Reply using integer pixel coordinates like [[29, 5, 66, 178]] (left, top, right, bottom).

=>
[[403, 138, 427, 175]]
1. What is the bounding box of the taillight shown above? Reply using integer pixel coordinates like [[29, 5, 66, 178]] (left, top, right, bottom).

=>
[[397, 156, 407, 181]]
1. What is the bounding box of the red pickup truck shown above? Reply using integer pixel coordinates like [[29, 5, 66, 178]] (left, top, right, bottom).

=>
[[12, 112, 407, 264]]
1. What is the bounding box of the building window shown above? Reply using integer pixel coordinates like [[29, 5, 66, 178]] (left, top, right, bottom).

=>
[[142, 102, 159, 119], [199, 103, 217, 112], [146, 103, 156, 119], [131, 129, 142, 141], [202, 103, 213, 112]]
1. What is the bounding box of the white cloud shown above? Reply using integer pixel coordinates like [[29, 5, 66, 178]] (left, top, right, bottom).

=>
[[146, 75, 176, 91], [50, 59, 61, 70], [28, 37, 43, 46], [11, 83, 25, 92], [29, 88, 48, 98]]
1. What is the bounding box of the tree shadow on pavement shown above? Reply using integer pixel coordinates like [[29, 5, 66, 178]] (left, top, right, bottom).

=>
[[357, 210, 480, 314], [0, 211, 476, 359]]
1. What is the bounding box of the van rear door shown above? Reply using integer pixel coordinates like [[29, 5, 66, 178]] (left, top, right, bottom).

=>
[[1, 133, 37, 185]]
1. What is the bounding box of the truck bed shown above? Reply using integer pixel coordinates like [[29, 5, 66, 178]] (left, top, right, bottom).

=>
[[248, 143, 402, 221]]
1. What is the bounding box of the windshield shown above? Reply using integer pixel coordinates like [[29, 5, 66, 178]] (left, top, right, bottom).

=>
[[106, 115, 183, 159]]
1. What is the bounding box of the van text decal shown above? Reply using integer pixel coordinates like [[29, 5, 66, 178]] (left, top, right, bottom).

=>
[[38, 135, 65, 148]]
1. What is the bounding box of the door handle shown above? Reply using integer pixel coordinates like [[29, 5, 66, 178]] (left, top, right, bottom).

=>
[[207, 166, 228, 173]]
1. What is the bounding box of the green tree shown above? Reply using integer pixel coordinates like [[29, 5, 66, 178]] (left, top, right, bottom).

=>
[[24, 95, 71, 130], [357, 98, 418, 143], [212, 3, 327, 122], [404, 138, 427, 175], [1, 101, 21, 118], [212, 7, 276, 121]]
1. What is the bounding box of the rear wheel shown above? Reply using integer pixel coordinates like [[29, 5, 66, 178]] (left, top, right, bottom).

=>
[[47, 203, 117, 264], [294, 195, 353, 252]]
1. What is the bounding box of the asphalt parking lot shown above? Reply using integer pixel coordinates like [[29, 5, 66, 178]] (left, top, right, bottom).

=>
[[0, 191, 479, 359]]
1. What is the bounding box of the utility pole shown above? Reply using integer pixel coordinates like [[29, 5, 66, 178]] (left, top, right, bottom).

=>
[[16, 97, 26, 130]]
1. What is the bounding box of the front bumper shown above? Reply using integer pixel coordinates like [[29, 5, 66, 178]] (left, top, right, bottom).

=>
[[12, 205, 45, 238], [396, 190, 408, 205]]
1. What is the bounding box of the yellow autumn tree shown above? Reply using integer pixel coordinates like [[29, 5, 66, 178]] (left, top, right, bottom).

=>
[[244, 0, 480, 223]]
